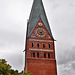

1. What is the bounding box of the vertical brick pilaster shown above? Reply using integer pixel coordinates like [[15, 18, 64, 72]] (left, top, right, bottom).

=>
[[46, 53, 48, 58], [35, 52, 37, 58]]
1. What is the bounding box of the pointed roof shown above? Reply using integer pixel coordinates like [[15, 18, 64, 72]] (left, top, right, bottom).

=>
[[27, 0, 54, 40]]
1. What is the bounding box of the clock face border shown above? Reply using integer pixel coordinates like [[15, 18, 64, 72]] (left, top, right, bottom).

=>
[[35, 28, 46, 37], [38, 22, 43, 26], [37, 29, 44, 35]]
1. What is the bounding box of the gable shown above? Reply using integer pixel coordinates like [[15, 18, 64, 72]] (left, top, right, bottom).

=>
[[30, 18, 53, 40], [27, 0, 54, 40]]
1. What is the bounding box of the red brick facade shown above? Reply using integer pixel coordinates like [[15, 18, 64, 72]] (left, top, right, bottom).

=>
[[24, 19, 57, 75]]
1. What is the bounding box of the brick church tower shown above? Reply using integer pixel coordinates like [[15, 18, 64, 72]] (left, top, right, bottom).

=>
[[24, 0, 57, 75]]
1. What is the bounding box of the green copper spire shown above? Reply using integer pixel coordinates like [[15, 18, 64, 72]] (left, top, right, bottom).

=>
[[27, 0, 54, 40]]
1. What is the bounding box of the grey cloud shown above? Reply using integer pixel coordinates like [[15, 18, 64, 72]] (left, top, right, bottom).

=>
[[0, 0, 75, 75], [7, 53, 24, 71], [57, 46, 75, 65], [52, 4, 59, 10], [71, 63, 75, 70], [58, 62, 75, 75], [0, 30, 25, 52], [0, 52, 24, 72], [69, 3, 75, 7]]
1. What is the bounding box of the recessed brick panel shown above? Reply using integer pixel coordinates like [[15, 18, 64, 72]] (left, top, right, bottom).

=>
[[27, 59, 57, 75]]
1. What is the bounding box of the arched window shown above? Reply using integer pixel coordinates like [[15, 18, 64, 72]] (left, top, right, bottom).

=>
[[48, 44, 50, 48], [32, 43, 34, 47], [48, 53, 50, 58], [33, 53, 35, 57], [37, 53, 39, 58], [44, 53, 46, 58], [43, 44, 45, 48], [37, 43, 39, 48]]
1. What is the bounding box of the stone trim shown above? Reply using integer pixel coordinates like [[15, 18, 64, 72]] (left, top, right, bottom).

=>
[[29, 39, 53, 42], [29, 48, 54, 52], [27, 57, 56, 61]]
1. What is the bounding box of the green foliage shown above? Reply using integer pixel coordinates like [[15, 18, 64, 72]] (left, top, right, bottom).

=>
[[0, 59, 32, 75], [24, 72, 32, 75], [19, 71, 32, 75], [0, 59, 11, 75]]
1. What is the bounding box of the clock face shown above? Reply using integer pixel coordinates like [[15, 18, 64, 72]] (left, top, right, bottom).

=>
[[35, 28, 46, 37], [38, 22, 43, 26], [37, 29, 44, 35]]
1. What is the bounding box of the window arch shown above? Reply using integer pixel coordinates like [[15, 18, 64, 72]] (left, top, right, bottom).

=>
[[44, 53, 46, 58], [33, 52, 35, 57], [37, 53, 39, 58], [43, 44, 45, 48], [48, 44, 50, 48], [37, 43, 39, 48], [48, 53, 50, 58], [32, 43, 34, 47]]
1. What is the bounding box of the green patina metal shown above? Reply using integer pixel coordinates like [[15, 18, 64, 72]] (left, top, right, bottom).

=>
[[27, 0, 54, 40]]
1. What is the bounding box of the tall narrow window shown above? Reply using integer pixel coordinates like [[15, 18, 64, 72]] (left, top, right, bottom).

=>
[[37, 43, 39, 48], [44, 53, 46, 58], [32, 43, 34, 47], [43, 44, 45, 48], [33, 52, 35, 57], [48, 53, 50, 58], [37, 53, 39, 58], [48, 44, 50, 48]]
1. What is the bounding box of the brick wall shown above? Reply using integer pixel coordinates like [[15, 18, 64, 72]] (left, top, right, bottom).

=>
[[24, 19, 57, 75], [27, 58, 57, 75]]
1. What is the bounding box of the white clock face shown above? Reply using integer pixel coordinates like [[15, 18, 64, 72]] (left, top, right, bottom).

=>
[[35, 28, 46, 37], [38, 22, 43, 26]]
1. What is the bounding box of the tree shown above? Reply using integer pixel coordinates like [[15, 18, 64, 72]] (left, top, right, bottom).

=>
[[19, 71, 32, 75], [0, 59, 11, 75], [0, 59, 32, 75], [24, 72, 32, 75]]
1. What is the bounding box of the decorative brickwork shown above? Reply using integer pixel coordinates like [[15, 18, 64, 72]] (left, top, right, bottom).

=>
[[24, 19, 57, 75]]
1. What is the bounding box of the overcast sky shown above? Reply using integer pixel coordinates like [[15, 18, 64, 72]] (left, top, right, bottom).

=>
[[0, 0, 75, 75]]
